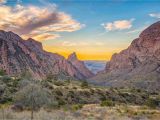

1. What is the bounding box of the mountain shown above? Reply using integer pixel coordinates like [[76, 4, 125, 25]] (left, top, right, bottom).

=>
[[0, 30, 93, 80], [68, 52, 94, 78], [84, 60, 106, 74], [89, 21, 160, 91]]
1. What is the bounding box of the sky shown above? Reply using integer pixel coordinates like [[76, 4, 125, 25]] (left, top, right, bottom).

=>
[[0, 0, 160, 60]]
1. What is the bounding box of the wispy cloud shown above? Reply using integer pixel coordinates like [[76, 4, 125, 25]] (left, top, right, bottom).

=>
[[149, 13, 160, 18], [102, 19, 134, 31], [61, 41, 104, 47], [0, 4, 84, 41], [126, 26, 148, 34], [62, 41, 77, 47]]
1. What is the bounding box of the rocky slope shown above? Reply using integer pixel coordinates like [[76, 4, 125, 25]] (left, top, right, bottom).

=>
[[89, 21, 160, 91], [0, 30, 93, 80], [68, 52, 94, 78]]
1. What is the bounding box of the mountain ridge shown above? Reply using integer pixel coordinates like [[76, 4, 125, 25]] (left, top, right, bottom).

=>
[[0, 30, 93, 80], [89, 21, 160, 91]]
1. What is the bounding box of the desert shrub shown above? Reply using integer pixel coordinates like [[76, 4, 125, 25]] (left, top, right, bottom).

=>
[[81, 80, 88, 88], [46, 74, 55, 82], [65, 79, 71, 84], [80, 90, 91, 97], [67, 90, 75, 98], [73, 87, 77, 90], [64, 86, 69, 89], [14, 79, 56, 120], [145, 98, 159, 109], [14, 83, 54, 110], [100, 95, 106, 101], [0, 69, 6, 76], [1, 76, 12, 83], [57, 99, 66, 106], [46, 101, 59, 110], [53, 80, 64, 86], [71, 104, 83, 111], [54, 89, 63, 96], [100, 100, 115, 107]]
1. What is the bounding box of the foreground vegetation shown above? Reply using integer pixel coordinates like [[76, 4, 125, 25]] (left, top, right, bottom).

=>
[[0, 70, 160, 120]]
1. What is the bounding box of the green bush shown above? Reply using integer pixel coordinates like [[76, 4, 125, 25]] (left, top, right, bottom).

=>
[[53, 81, 64, 86], [57, 99, 66, 106], [100, 100, 115, 107], [81, 80, 88, 88], [71, 104, 83, 111], [0, 69, 6, 76], [1, 76, 12, 83], [145, 98, 159, 109], [54, 89, 63, 96]]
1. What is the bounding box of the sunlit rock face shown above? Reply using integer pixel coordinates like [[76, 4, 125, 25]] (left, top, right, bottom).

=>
[[68, 52, 94, 78], [105, 21, 160, 74], [89, 21, 160, 91], [0, 30, 92, 80]]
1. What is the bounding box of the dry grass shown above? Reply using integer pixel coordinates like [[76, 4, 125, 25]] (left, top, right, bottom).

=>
[[0, 104, 160, 120]]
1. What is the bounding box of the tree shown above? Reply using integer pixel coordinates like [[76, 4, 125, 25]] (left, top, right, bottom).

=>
[[14, 80, 55, 120]]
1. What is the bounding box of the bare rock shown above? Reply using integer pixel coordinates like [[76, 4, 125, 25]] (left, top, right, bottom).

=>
[[89, 21, 160, 91], [68, 52, 94, 78], [0, 30, 91, 80]]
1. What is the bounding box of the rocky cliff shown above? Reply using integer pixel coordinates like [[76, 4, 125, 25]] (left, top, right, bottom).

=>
[[0, 30, 93, 80], [68, 52, 94, 78], [89, 21, 160, 91]]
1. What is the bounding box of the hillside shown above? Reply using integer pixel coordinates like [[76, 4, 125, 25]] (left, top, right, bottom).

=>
[[89, 21, 160, 91], [0, 73, 160, 120], [0, 30, 93, 80]]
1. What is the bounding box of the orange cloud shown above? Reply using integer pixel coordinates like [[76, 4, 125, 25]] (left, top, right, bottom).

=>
[[32, 33, 60, 41], [0, 4, 84, 41], [102, 19, 134, 31], [0, 0, 6, 4]]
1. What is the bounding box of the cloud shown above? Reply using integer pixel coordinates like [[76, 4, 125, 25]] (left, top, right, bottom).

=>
[[23, 33, 60, 41], [0, 4, 84, 41], [0, 0, 6, 4], [102, 19, 134, 31], [149, 13, 160, 18], [62, 41, 77, 47], [61, 41, 104, 47]]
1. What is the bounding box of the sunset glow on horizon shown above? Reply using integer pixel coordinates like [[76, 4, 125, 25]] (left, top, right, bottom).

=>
[[0, 0, 160, 60]]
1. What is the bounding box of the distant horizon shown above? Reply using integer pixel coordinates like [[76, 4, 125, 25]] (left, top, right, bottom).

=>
[[0, 0, 160, 60]]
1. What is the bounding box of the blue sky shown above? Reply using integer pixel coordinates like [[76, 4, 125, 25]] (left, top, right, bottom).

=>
[[1, 0, 160, 60]]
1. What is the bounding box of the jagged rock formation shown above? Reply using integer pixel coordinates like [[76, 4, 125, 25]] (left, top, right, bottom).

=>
[[68, 52, 94, 78], [89, 21, 160, 91], [0, 30, 93, 80]]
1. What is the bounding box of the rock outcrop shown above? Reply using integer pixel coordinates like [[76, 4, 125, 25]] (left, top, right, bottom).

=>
[[68, 52, 94, 78], [0, 30, 92, 80], [89, 21, 160, 91]]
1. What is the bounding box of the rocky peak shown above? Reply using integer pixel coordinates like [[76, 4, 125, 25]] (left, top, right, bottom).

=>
[[137, 21, 160, 49], [24, 38, 43, 51], [0, 30, 22, 42], [90, 21, 160, 91], [106, 21, 160, 72], [68, 52, 94, 78], [0, 30, 92, 80], [140, 21, 160, 39], [68, 52, 77, 61]]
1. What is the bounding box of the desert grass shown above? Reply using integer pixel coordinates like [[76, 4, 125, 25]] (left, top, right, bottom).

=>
[[0, 104, 160, 120]]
